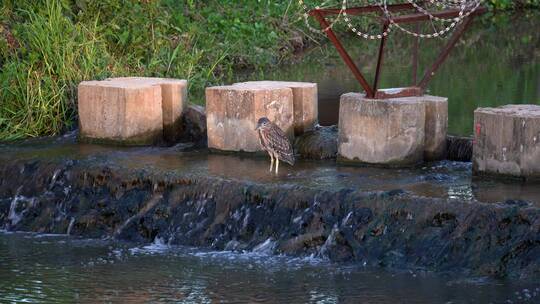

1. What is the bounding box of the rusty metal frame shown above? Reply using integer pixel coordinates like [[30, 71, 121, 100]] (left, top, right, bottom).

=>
[[309, 4, 487, 98]]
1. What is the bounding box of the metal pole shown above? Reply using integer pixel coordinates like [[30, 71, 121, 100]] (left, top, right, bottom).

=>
[[312, 10, 375, 97], [373, 21, 389, 94], [418, 16, 475, 91], [412, 23, 419, 85]]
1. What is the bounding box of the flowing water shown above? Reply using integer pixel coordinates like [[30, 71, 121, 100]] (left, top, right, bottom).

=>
[[2, 138, 540, 206], [1, 12, 540, 303], [1, 232, 539, 303]]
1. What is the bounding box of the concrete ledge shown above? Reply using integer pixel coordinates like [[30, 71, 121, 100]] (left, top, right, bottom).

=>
[[234, 81, 318, 135], [474, 105, 540, 179], [338, 93, 426, 166], [205, 84, 294, 152]]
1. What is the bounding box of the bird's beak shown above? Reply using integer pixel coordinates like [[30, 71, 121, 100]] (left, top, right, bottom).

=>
[[254, 125, 259, 131]]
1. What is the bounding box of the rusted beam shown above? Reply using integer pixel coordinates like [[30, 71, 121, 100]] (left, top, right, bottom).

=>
[[418, 15, 475, 91], [312, 10, 374, 97], [373, 22, 390, 93], [412, 23, 419, 85]]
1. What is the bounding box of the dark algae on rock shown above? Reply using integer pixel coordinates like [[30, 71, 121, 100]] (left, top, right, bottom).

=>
[[0, 144, 538, 280]]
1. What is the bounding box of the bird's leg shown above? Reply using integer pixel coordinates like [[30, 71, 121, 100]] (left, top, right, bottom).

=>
[[269, 153, 274, 172], [275, 158, 280, 175]]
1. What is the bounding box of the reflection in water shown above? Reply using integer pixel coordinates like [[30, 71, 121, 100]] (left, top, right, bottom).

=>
[[118, 151, 540, 206], [231, 12, 540, 135], [2, 139, 540, 206], [1, 233, 538, 303]]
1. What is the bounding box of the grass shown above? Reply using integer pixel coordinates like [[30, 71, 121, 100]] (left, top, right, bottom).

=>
[[0, 0, 305, 140], [0, 0, 538, 141]]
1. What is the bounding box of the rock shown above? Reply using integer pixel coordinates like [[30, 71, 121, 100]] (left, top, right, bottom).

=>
[[205, 84, 294, 152], [423, 95, 448, 161], [337, 93, 426, 166], [178, 104, 207, 147], [294, 125, 338, 159], [1, 154, 539, 279], [233, 81, 318, 136], [78, 80, 163, 145], [107, 77, 188, 143], [447, 135, 472, 162], [473, 105, 540, 179]]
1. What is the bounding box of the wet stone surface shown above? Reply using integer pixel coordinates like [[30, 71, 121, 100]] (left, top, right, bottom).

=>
[[0, 138, 539, 280]]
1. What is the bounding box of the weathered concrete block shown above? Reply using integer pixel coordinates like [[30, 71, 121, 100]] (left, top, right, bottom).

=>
[[234, 81, 318, 135], [423, 95, 448, 161], [108, 77, 187, 142], [473, 105, 540, 179], [78, 81, 163, 145], [205, 85, 294, 152], [338, 93, 426, 166]]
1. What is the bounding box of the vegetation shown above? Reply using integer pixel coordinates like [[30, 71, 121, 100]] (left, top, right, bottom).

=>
[[487, 0, 540, 10], [0, 0, 538, 140], [0, 0, 302, 140]]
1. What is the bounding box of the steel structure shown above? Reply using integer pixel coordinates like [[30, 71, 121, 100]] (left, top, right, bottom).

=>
[[309, 3, 487, 98]]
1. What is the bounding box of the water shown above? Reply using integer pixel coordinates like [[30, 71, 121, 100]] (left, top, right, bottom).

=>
[[2, 138, 540, 206], [232, 11, 540, 136], [2, 12, 540, 303], [1, 232, 538, 303]]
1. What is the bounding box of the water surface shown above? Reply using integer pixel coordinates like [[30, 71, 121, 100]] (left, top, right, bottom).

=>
[[1, 233, 539, 303]]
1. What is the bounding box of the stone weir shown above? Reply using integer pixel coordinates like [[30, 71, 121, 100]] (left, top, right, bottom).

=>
[[0, 143, 538, 280]]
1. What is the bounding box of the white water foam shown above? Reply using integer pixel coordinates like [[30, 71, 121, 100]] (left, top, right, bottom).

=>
[[252, 238, 276, 255], [128, 236, 169, 255], [8, 195, 35, 227], [67, 217, 76, 235]]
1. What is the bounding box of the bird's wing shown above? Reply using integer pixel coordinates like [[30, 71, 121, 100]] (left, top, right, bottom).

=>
[[264, 123, 295, 165], [258, 130, 269, 151]]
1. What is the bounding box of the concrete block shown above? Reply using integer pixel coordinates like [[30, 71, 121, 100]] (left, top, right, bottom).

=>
[[205, 85, 294, 152], [78, 80, 163, 145], [473, 105, 540, 179], [234, 81, 318, 135], [423, 95, 448, 161], [108, 77, 187, 142], [338, 93, 426, 166]]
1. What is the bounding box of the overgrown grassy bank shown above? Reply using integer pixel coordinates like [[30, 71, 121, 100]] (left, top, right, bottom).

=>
[[0, 0, 304, 140], [0, 0, 538, 140]]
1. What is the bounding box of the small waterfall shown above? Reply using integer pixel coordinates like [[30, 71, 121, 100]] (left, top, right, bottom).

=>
[[7, 194, 35, 228], [49, 169, 62, 190], [67, 217, 76, 235], [252, 238, 276, 255], [317, 223, 340, 258], [114, 194, 162, 237], [8, 196, 23, 227]]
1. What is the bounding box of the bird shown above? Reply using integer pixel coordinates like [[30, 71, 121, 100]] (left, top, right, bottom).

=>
[[255, 117, 295, 174]]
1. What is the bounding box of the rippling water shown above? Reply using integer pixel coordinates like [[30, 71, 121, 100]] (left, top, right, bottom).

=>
[[1, 232, 538, 303]]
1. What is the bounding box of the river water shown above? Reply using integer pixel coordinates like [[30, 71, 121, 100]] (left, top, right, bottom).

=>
[[1, 232, 539, 303], [1, 11, 540, 304]]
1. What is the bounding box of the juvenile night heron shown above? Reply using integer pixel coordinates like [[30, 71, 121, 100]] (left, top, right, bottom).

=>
[[255, 117, 295, 174]]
